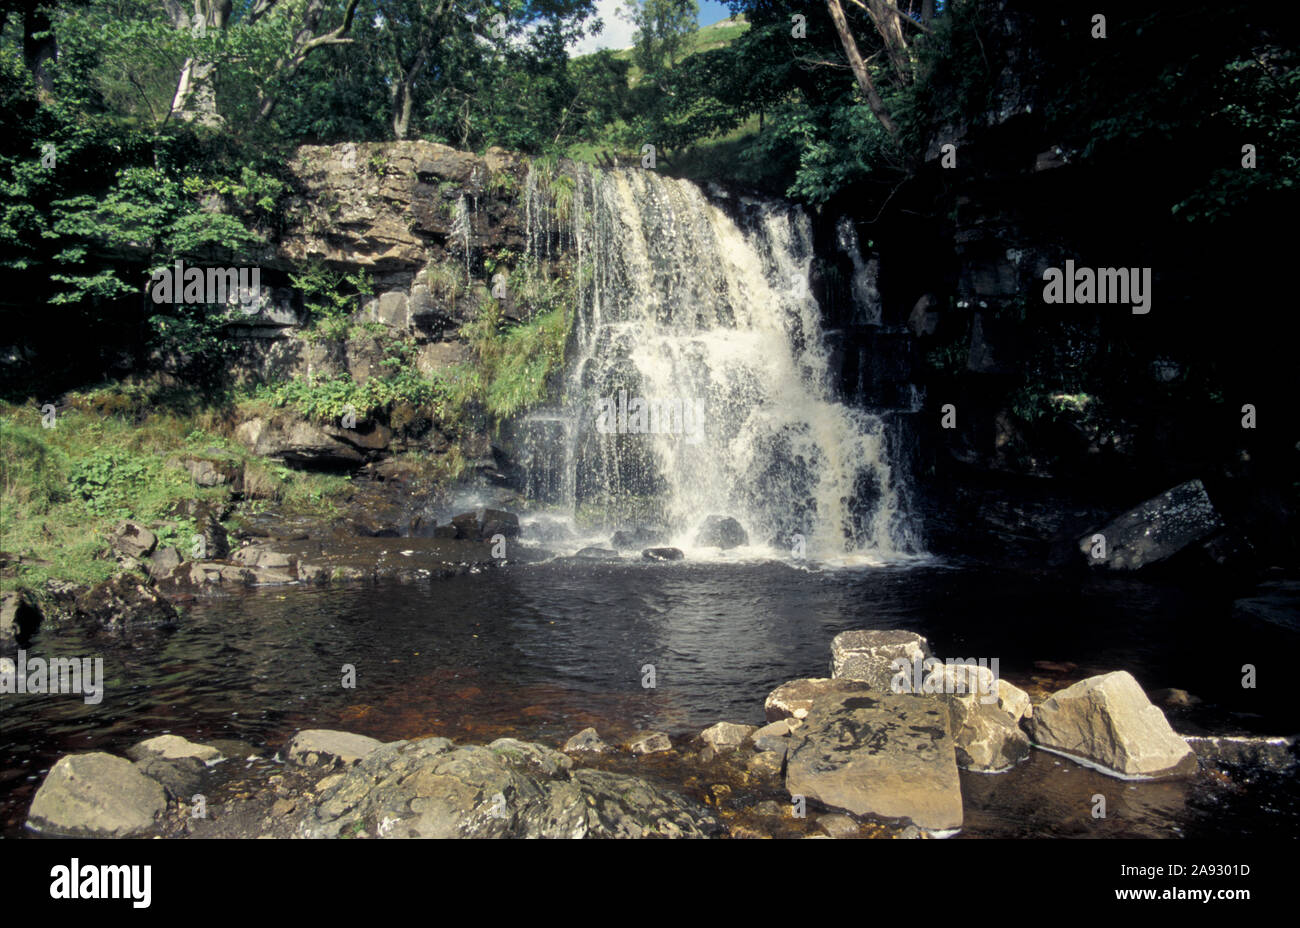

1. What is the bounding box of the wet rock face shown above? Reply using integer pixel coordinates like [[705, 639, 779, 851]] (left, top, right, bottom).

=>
[[298, 736, 721, 839], [26, 753, 167, 837], [1028, 671, 1198, 778], [73, 574, 179, 631], [830, 629, 932, 689], [785, 691, 963, 831], [1079, 478, 1223, 571], [0, 589, 41, 646], [694, 515, 748, 550]]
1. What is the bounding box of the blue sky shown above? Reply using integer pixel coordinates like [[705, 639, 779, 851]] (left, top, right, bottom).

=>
[[569, 1, 738, 56]]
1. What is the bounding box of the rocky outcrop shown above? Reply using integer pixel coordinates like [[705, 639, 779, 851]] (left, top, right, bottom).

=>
[[785, 691, 963, 831], [26, 753, 167, 837], [562, 728, 610, 754], [297, 736, 721, 839], [1028, 671, 1198, 778], [74, 574, 179, 631], [1079, 479, 1224, 571]]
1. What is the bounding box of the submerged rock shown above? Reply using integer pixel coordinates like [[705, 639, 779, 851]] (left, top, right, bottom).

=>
[[694, 515, 748, 550], [27, 753, 167, 837], [1079, 478, 1223, 571], [642, 547, 684, 561], [1028, 671, 1198, 778], [785, 691, 963, 831], [127, 734, 223, 766], [298, 736, 721, 838], [830, 629, 931, 689], [573, 547, 621, 561]]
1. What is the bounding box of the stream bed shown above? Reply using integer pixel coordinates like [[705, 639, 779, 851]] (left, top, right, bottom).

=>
[[3, 558, 1296, 837]]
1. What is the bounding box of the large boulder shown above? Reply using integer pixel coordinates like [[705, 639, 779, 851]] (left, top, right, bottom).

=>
[[297, 736, 720, 838], [1028, 671, 1198, 778], [694, 515, 748, 550], [26, 753, 167, 837], [785, 691, 963, 831], [830, 630, 931, 689], [1080, 479, 1223, 571]]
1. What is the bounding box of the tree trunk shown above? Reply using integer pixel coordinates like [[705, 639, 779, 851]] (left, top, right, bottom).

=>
[[826, 0, 901, 141], [164, 0, 230, 128], [22, 6, 56, 98]]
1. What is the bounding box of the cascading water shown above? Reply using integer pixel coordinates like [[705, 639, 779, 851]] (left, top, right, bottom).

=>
[[518, 165, 921, 561]]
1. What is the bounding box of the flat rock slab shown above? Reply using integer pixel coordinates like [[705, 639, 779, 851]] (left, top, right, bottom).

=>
[[765, 677, 871, 721], [127, 734, 223, 765], [830, 630, 931, 689], [786, 691, 963, 831], [1028, 671, 1198, 778], [298, 736, 721, 838], [27, 753, 167, 837], [288, 730, 384, 768]]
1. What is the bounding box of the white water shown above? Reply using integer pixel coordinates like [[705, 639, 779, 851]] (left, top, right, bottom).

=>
[[518, 166, 920, 562]]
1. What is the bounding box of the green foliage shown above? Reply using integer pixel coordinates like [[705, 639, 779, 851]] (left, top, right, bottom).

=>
[[290, 263, 374, 341]]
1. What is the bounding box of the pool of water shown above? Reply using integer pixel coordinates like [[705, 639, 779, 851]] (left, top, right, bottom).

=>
[[2, 559, 1295, 837]]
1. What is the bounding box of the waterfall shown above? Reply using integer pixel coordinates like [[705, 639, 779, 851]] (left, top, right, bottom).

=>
[[518, 166, 920, 561]]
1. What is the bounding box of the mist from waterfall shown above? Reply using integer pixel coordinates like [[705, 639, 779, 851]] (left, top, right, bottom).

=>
[[516, 164, 922, 563]]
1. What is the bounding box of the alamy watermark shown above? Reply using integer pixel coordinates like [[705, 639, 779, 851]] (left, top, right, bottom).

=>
[[149, 259, 261, 313], [1042, 260, 1151, 314], [1, 651, 104, 704], [594, 389, 705, 445], [890, 656, 1000, 705]]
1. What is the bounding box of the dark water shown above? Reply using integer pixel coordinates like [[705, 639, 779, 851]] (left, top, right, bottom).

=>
[[2, 560, 1296, 837]]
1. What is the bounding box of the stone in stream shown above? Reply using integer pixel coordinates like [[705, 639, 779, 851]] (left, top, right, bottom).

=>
[[562, 727, 610, 754], [1078, 478, 1223, 571], [642, 547, 684, 561], [573, 546, 621, 561], [287, 730, 384, 769], [127, 734, 224, 765], [925, 664, 1030, 773], [830, 630, 932, 689], [26, 753, 167, 837], [610, 526, 666, 550], [1184, 735, 1296, 771], [785, 691, 963, 831], [751, 718, 801, 753], [1028, 671, 1198, 778], [694, 515, 749, 550], [480, 509, 520, 539], [765, 677, 871, 722], [699, 721, 757, 752], [298, 735, 721, 838], [624, 731, 673, 755], [133, 755, 204, 800]]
